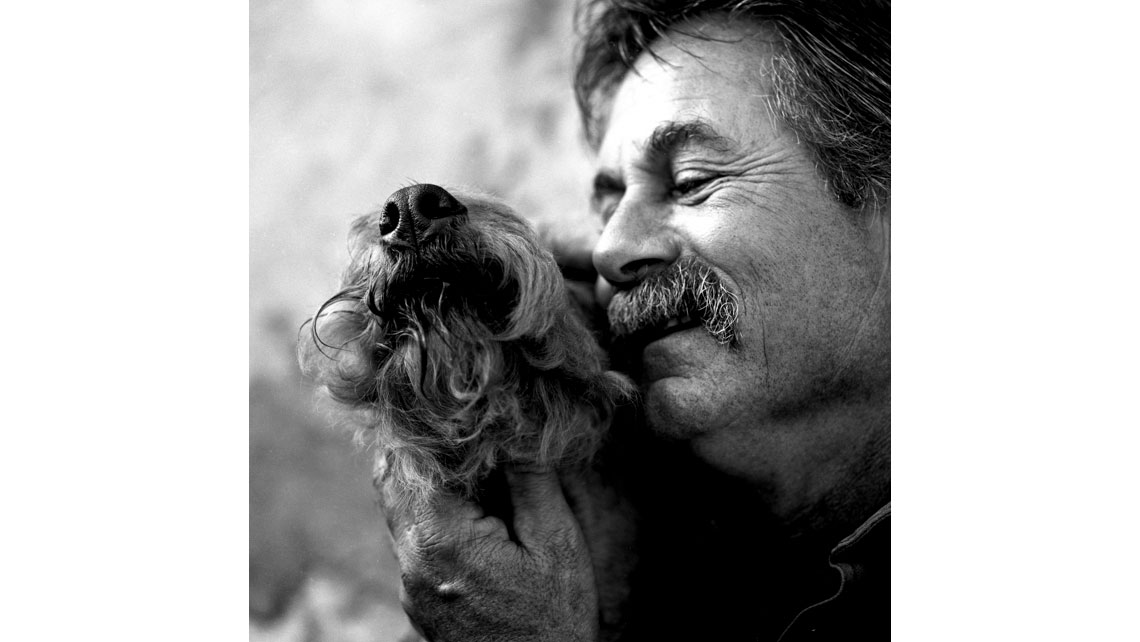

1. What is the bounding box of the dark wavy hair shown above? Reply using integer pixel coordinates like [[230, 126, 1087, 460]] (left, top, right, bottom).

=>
[[574, 0, 890, 210]]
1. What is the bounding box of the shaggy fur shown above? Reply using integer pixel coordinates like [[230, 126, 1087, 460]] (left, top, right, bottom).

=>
[[299, 185, 634, 511]]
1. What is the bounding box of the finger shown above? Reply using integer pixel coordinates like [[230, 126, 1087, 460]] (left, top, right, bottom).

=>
[[397, 489, 511, 553], [421, 492, 514, 549], [504, 466, 579, 548]]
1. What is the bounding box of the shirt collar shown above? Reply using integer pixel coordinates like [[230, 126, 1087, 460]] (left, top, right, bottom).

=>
[[832, 501, 891, 559]]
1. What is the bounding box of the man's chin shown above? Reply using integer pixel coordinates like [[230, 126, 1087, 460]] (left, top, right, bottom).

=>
[[639, 375, 713, 442], [628, 327, 724, 437]]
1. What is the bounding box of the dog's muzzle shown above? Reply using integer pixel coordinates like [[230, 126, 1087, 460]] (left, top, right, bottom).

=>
[[379, 183, 468, 249]]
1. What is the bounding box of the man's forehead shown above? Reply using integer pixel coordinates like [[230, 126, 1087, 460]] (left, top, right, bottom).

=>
[[596, 18, 782, 162]]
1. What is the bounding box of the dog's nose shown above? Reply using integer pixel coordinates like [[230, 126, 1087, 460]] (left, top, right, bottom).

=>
[[379, 184, 468, 243]]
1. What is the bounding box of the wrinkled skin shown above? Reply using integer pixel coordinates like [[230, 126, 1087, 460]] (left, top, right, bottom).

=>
[[386, 468, 594, 642], [590, 18, 890, 525], [384, 463, 639, 642]]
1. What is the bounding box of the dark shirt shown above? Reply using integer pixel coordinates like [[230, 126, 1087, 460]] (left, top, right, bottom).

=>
[[778, 503, 891, 641]]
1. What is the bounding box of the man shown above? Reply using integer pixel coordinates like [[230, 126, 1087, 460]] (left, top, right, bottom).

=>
[[383, 1, 890, 640]]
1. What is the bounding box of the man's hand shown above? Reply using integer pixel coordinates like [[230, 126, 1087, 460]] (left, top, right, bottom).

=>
[[383, 467, 599, 642]]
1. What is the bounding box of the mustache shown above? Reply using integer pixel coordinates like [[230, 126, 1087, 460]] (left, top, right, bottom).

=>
[[607, 257, 740, 346]]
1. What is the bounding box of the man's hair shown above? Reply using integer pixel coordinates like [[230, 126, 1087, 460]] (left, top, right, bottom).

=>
[[574, 0, 890, 210]]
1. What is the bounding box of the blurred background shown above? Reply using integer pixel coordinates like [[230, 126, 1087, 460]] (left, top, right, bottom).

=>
[[249, 0, 599, 639]]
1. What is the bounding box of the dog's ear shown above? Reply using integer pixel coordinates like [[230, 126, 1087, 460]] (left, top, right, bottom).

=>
[[298, 293, 387, 409]]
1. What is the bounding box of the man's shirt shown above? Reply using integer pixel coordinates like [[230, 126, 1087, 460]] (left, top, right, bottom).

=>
[[778, 503, 891, 641]]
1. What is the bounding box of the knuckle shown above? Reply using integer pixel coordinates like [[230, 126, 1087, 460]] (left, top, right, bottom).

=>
[[401, 570, 467, 611], [395, 530, 469, 587], [416, 522, 451, 552], [398, 522, 447, 558]]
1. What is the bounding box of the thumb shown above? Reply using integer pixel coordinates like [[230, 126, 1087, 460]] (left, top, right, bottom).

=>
[[504, 466, 578, 548]]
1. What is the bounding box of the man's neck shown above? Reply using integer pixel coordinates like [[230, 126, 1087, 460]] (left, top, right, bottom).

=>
[[687, 384, 890, 541], [627, 434, 886, 641]]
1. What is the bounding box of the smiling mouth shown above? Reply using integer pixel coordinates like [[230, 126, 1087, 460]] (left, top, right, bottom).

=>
[[627, 313, 703, 346]]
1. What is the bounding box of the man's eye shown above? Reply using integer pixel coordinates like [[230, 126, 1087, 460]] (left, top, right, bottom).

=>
[[670, 174, 715, 199], [592, 192, 622, 223]]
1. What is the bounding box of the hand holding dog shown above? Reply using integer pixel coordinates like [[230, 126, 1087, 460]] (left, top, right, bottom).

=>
[[384, 467, 599, 642]]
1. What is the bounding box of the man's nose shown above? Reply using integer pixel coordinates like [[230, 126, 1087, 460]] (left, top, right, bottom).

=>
[[592, 200, 678, 305], [379, 183, 468, 245]]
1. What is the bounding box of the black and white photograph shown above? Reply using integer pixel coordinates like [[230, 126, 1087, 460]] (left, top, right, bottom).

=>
[[251, 1, 890, 640], [6, 1, 1139, 640]]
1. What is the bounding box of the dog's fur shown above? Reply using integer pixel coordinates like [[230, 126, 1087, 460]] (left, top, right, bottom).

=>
[[299, 185, 634, 512]]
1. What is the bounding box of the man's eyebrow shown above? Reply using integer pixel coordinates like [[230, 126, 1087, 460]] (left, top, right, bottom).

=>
[[589, 120, 736, 212], [642, 119, 737, 158]]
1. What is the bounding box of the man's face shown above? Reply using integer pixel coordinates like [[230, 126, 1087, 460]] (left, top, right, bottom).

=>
[[591, 19, 890, 509]]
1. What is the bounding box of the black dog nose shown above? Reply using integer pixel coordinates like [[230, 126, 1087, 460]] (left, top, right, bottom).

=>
[[379, 184, 468, 241]]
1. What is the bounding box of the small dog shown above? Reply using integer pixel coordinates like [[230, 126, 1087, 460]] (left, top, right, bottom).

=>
[[299, 183, 634, 512]]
